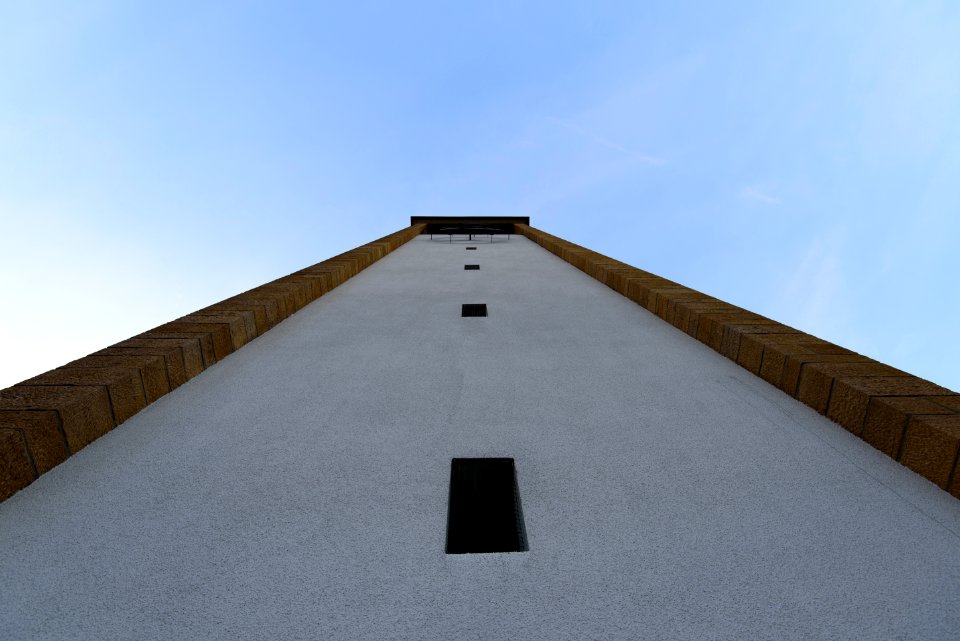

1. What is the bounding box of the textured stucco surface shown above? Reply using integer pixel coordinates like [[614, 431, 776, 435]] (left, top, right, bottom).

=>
[[2, 235, 960, 640]]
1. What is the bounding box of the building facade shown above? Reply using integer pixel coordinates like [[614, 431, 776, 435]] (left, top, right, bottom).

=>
[[1, 218, 959, 639]]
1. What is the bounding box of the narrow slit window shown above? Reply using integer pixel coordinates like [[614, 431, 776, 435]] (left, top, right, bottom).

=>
[[464, 264, 480, 270], [466, 247, 477, 250], [461, 304, 487, 317], [446, 458, 528, 554]]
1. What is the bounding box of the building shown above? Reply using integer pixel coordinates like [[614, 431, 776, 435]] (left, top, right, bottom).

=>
[[2, 217, 959, 639]]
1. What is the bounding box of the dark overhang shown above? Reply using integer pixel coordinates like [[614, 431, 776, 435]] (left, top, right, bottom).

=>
[[410, 216, 529, 235]]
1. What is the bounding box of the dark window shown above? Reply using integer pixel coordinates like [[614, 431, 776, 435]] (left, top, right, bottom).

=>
[[466, 247, 477, 250], [464, 264, 480, 270], [446, 458, 528, 554], [461, 304, 487, 317]]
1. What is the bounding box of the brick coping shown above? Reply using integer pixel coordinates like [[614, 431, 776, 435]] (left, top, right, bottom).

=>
[[0, 224, 425, 501], [517, 223, 960, 499]]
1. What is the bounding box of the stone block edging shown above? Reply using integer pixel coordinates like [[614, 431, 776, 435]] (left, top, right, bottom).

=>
[[517, 223, 960, 498], [0, 224, 425, 501]]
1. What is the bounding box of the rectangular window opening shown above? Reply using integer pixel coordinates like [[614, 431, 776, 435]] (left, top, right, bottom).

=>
[[464, 264, 480, 270], [461, 304, 487, 317], [446, 458, 528, 554], [466, 246, 477, 250]]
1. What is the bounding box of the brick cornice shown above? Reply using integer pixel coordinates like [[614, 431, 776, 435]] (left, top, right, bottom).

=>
[[517, 223, 960, 498], [0, 224, 425, 501]]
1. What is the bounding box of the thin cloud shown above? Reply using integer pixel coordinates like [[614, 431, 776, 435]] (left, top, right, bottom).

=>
[[550, 118, 667, 165], [774, 228, 852, 346], [740, 186, 781, 205]]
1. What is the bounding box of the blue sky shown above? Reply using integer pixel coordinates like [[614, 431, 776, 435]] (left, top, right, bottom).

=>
[[1, 1, 958, 391]]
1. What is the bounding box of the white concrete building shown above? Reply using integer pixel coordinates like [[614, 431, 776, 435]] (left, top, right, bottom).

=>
[[1, 218, 959, 639]]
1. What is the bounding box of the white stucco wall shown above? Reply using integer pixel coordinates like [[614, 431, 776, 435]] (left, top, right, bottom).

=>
[[2, 234, 959, 640]]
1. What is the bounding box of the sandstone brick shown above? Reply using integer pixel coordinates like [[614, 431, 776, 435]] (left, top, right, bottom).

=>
[[298, 271, 340, 297], [204, 302, 272, 333], [160, 321, 237, 358], [0, 410, 68, 473], [0, 386, 113, 452], [276, 275, 324, 301], [112, 338, 203, 380], [671, 300, 737, 335], [188, 310, 258, 342], [573, 253, 596, 274], [253, 282, 308, 312], [342, 254, 368, 270], [778, 354, 870, 397], [329, 254, 365, 275], [827, 376, 954, 435], [328, 258, 358, 278], [179, 313, 250, 350], [645, 286, 693, 315], [736, 332, 820, 374], [236, 287, 296, 318], [647, 287, 694, 317], [67, 354, 170, 402], [590, 261, 630, 285], [594, 262, 621, 287], [695, 312, 772, 351], [225, 295, 287, 322], [98, 345, 187, 388], [607, 267, 653, 294], [578, 257, 599, 276], [599, 266, 626, 292], [736, 336, 766, 374], [0, 224, 430, 501], [23, 367, 148, 424], [139, 329, 219, 366], [624, 277, 676, 308], [898, 415, 960, 489], [302, 267, 346, 290], [290, 269, 336, 295], [931, 396, 960, 412], [602, 267, 633, 292], [720, 324, 798, 361], [804, 341, 857, 355], [756, 340, 852, 389], [0, 428, 35, 501], [797, 361, 904, 416], [661, 293, 717, 326], [561, 248, 589, 270], [329, 254, 363, 273], [861, 397, 955, 457], [765, 334, 853, 356]]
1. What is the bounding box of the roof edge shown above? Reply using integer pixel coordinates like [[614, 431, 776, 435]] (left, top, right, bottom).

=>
[[410, 216, 530, 225], [0, 223, 427, 503], [516, 222, 960, 500]]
